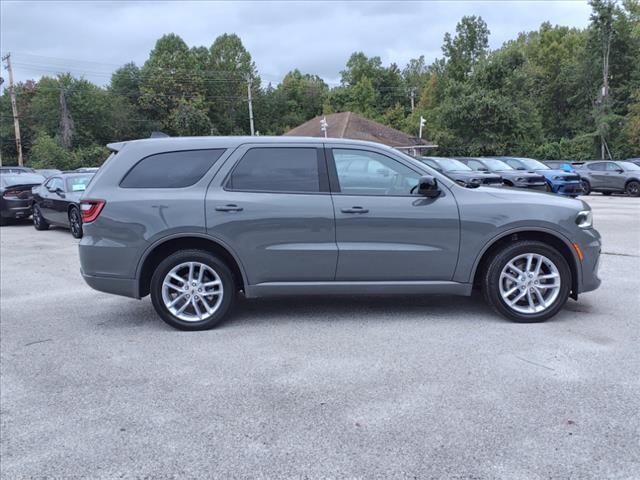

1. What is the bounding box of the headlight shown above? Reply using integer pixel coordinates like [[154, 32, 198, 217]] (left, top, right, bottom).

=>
[[576, 210, 593, 228], [553, 176, 563, 180]]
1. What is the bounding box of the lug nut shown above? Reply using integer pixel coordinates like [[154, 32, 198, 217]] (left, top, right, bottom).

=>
[[186, 294, 190, 298], [198, 288, 202, 292], [195, 295, 199, 300]]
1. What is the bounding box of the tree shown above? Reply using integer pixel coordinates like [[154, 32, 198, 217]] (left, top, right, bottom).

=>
[[208, 33, 258, 134], [442, 15, 490, 81], [139, 34, 203, 129]]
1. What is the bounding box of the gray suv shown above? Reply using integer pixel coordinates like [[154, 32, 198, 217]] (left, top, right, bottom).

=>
[[577, 160, 640, 196], [79, 137, 601, 330]]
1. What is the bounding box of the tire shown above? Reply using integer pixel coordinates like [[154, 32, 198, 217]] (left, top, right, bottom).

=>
[[32, 204, 49, 231], [482, 240, 571, 323], [69, 207, 83, 239], [150, 249, 236, 330], [602, 191, 612, 196], [626, 180, 640, 197], [581, 180, 591, 195]]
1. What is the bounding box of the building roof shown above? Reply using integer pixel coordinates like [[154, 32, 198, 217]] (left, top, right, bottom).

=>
[[284, 111, 431, 147]]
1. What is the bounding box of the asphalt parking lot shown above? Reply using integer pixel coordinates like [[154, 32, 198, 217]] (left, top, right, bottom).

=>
[[1, 194, 639, 479]]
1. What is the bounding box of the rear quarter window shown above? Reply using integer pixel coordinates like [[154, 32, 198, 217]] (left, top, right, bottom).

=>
[[120, 149, 226, 188]]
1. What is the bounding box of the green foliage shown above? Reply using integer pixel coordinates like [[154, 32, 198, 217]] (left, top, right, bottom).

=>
[[29, 133, 73, 169]]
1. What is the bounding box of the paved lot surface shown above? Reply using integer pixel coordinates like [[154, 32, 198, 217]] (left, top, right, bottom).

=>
[[1, 194, 639, 479]]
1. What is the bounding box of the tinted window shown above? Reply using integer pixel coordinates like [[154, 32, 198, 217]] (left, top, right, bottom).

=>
[[121, 149, 225, 188], [227, 148, 321, 193], [333, 149, 420, 196], [587, 162, 605, 171]]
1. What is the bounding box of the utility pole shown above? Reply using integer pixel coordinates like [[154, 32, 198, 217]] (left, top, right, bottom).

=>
[[601, 29, 612, 160], [2, 53, 23, 166], [410, 88, 415, 113], [247, 75, 255, 136]]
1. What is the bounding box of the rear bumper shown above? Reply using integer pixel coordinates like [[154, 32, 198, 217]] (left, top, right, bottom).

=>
[[0, 199, 33, 219], [81, 270, 139, 299]]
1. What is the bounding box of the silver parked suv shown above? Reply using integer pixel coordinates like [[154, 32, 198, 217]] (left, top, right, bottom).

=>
[[79, 137, 601, 330]]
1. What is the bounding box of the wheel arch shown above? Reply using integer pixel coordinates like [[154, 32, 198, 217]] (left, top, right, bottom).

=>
[[471, 228, 580, 298], [136, 234, 247, 298]]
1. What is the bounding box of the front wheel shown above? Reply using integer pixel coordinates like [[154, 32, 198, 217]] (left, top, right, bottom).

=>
[[626, 181, 640, 197], [150, 250, 236, 330], [33, 204, 49, 231], [482, 240, 571, 323], [581, 180, 591, 195], [69, 207, 83, 239]]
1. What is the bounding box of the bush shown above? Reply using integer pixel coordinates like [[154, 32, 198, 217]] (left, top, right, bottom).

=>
[[28, 134, 73, 169]]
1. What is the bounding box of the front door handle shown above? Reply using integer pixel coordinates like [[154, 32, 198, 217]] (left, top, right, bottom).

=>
[[341, 206, 369, 214], [215, 204, 243, 212]]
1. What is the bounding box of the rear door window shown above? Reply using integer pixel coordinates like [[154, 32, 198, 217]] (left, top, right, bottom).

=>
[[120, 149, 226, 188], [226, 147, 324, 193], [587, 162, 605, 171]]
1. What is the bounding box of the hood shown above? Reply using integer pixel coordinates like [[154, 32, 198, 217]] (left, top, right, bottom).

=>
[[531, 169, 581, 180], [482, 184, 585, 207]]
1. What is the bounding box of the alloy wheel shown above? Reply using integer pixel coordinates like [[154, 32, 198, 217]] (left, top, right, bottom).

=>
[[499, 253, 561, 314], [70, 209, 81, 237], [161, 261, 224, 322]]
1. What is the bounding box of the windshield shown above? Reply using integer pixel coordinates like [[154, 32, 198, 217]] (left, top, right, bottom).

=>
[[432, 158, 472, 171], [619, 161, 640, 171], [516, 158, 549, 170], [66, 175, 94, 192], [482, 159, 513, 170]]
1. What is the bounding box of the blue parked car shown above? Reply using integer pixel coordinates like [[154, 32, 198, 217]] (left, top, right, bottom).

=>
[[498, 157, 583, 197]]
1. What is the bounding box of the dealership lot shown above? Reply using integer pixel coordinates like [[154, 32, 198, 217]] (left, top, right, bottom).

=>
[[1, 195, 639, 478]]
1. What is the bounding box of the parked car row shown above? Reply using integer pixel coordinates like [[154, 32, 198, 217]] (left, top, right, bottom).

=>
[[0, 167, 95, 234], [415, 156, 640, 197]]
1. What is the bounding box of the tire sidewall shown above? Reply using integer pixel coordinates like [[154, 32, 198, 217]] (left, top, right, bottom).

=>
[[483, 241, 571, 323], [69, 207, 83, 239], [33, 204, 48, 230], [626, 181, 640, 197], [581, 180, 590, 195], [150, 250, 235, 330]]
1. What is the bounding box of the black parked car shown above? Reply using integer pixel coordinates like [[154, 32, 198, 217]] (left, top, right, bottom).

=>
[[35, 168, 62, 179], [32, 172, 94, 238], [0, 172, 45, 225], [417, 157, 503, 187], [0, 166, 36, 174], [456, 157, 548, 190]]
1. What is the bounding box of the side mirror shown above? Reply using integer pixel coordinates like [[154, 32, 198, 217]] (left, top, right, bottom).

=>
[[55, 188, 65, 198], [416, 175, 440, 198], [478, 167, 489, 172], [616, 169, 624, 173]]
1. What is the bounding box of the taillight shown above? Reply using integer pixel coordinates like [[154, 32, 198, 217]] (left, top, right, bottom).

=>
[[80, 199, 106, 223]]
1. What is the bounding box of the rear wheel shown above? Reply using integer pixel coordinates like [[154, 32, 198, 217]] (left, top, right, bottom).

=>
[[150, 249, 235, 330], [69, 207, 83, 239], [626, 181, 640, 197], [32, 204, 49, 231], [482, 240, 571, 323]]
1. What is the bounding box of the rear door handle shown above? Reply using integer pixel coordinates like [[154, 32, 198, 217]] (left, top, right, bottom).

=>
[[215, 204, 243, 212], [341, 206, 369, 214]]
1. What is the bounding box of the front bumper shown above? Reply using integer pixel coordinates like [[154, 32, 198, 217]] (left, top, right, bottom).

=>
[[576, 228, 602, 294], [551, 181, 583, 196], [515, 182, 547, 191]]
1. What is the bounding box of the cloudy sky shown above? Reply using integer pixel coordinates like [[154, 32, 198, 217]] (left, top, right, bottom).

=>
[[1, 0, 592, 87]]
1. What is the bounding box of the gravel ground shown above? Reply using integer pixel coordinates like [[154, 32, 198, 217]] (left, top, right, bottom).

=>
[[1, 194, 639, 479]]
